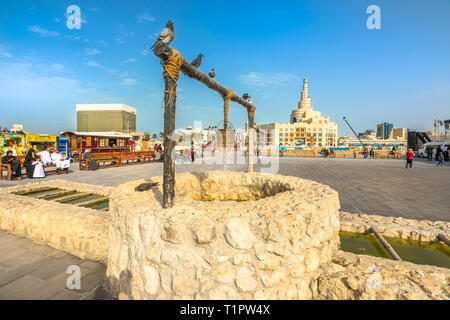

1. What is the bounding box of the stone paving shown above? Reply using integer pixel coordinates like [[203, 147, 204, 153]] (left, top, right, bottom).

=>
[[1, 156, 448, 221], [0, 230, 110, 300], [0, 156, 448, 299]]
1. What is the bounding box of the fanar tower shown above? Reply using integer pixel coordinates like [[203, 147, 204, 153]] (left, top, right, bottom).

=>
[[257, 77, 338, 147], [290, 78, 314, 123]]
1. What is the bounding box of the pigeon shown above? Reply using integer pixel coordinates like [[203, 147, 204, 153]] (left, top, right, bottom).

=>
[[191, 54, 203, 68], [151, 20, 175, 48], [248, 96, 253, 104], [208, 68, 216, 79], [242, 93, 249, 100], [135, 182, 160, 192]]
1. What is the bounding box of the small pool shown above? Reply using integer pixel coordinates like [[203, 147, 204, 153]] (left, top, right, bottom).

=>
[[339, 231, 450, 269], [13, 187, 109, 211]]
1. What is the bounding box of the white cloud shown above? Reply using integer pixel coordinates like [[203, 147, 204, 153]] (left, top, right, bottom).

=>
[[0, 45, 12, 58], [137, 13, 155, 23], [239, 72, 297, 87], [54, 17, 60, 23], [0, 62, 123, 132], [99, 40, 108, 46], [123, 58, 136, 63], [115, 24, 135, 44], [51, 64, 64, 71], [87, 60, 101, 68], [66, 35, 81, 41], [86, 48, 101, 55], [28, 25, 60, 37], [149, 32, 160, 40], [141, 49, 149, 56], [121, 78, 137, 86]]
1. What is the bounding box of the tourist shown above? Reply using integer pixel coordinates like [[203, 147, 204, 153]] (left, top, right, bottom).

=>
[[443, 145, 449, 162], [437, 151, 444, 167], [405, 148, 415, 169], [51, 148, 70, 174], [23, 147, 44, 178], [426, 145, 433, 161], [362, 147, 368, 159], [1, 150, 22, 180], [37, 147, 52, 166], [436, 146, 442, 161], [154, 144, 159, 153], [82, 149, 99, 170], [369, 148, 375, 159]]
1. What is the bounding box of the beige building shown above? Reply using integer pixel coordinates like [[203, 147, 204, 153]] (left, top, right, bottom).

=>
[[76, 104, 136, 133], [257, 78, 338, 147]]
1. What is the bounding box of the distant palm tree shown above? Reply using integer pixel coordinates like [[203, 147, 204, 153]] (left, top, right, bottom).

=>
[[159, 132, 164, 139], [151, 133, 157, 140]]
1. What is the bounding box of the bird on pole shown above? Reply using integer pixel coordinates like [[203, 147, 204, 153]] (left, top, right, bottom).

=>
[[208, 68, 216, 79], [151, 20, 175, 48], [242, 93, 249, 101], [191, 54, 204, 68]]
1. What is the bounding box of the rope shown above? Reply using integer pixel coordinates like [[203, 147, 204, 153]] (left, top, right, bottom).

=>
[[222, 88, 234, 130], [161, 48, 183, 109]]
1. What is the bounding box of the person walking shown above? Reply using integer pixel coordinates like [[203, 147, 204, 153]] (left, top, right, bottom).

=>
[[405, 148, 415, 168], [443, 145, 449, 162], [369, 148, 375, 159], [437, 151, 444, 167], [426, 145, 433, 161], [362, 147, 368, 159], [436, 146, 442, 161]]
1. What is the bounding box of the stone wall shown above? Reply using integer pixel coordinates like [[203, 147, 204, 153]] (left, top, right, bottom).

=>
[[340, 211, 450, 242], [106, 172, 341, 299], [313, 251, 450, 300], [0, 181, 112, 263]]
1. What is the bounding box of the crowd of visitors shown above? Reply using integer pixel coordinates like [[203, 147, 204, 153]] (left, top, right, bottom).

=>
[[1, 146, 71, 180]]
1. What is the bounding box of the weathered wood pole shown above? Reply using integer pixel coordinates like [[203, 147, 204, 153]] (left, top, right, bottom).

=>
[[370, 226, 402, 261], [153, 42, 178, 208], [247, 107, 255, 173], [152, 37, 257, 207]]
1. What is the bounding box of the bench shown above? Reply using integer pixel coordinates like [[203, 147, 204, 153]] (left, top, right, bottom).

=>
[[79, 151, 157, 170], [1, 156, 60, 180], [79, 152, 121, 170]]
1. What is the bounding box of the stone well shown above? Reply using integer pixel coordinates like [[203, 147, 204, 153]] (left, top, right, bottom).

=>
[[106, 171, 340, 299]]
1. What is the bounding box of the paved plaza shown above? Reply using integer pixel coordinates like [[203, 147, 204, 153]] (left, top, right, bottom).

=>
[[0, 156, 449, 299], [1, 156, 449, 221], [0, 230, 110, 300]]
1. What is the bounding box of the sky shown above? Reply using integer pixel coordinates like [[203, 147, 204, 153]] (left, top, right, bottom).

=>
[[0, 0, 449, 136]]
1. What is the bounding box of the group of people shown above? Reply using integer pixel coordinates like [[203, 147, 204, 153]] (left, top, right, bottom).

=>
[[425, 145, 449, 167], [320, 148, 335, 158], [1, 146, 70, 180]]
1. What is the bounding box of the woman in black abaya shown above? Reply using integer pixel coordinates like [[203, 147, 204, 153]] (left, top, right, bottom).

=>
[[23, 147, 37, 179]]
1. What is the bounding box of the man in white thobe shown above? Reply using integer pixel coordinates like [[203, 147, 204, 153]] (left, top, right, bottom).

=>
[[51, 149, 70, 174], [37, 149, 52, 166]]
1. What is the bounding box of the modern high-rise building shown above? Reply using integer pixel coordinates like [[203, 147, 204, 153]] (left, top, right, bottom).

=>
[[76, 104, 136, 133], [257, 78, 338, 147], [376, 122, 394, 139]]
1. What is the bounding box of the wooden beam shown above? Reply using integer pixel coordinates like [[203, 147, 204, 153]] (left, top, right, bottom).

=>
[[437, 234, 450, 246], [370, 226, 402, 261], [152, 38, 257, 208]]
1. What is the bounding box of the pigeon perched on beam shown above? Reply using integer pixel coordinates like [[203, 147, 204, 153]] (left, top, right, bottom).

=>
[[242, 93, 249, 101], [151, 20, 175, 48], [135, 182, 160, 192], [191, 54, 203, 68], [208, 69, 216, 79]]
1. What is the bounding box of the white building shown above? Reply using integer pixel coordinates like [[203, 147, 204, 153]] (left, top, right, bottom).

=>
[[257, 78, 338, 147]]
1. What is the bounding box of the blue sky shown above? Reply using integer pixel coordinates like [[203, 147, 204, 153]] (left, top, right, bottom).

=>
[[0, 0, 449, 136]]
